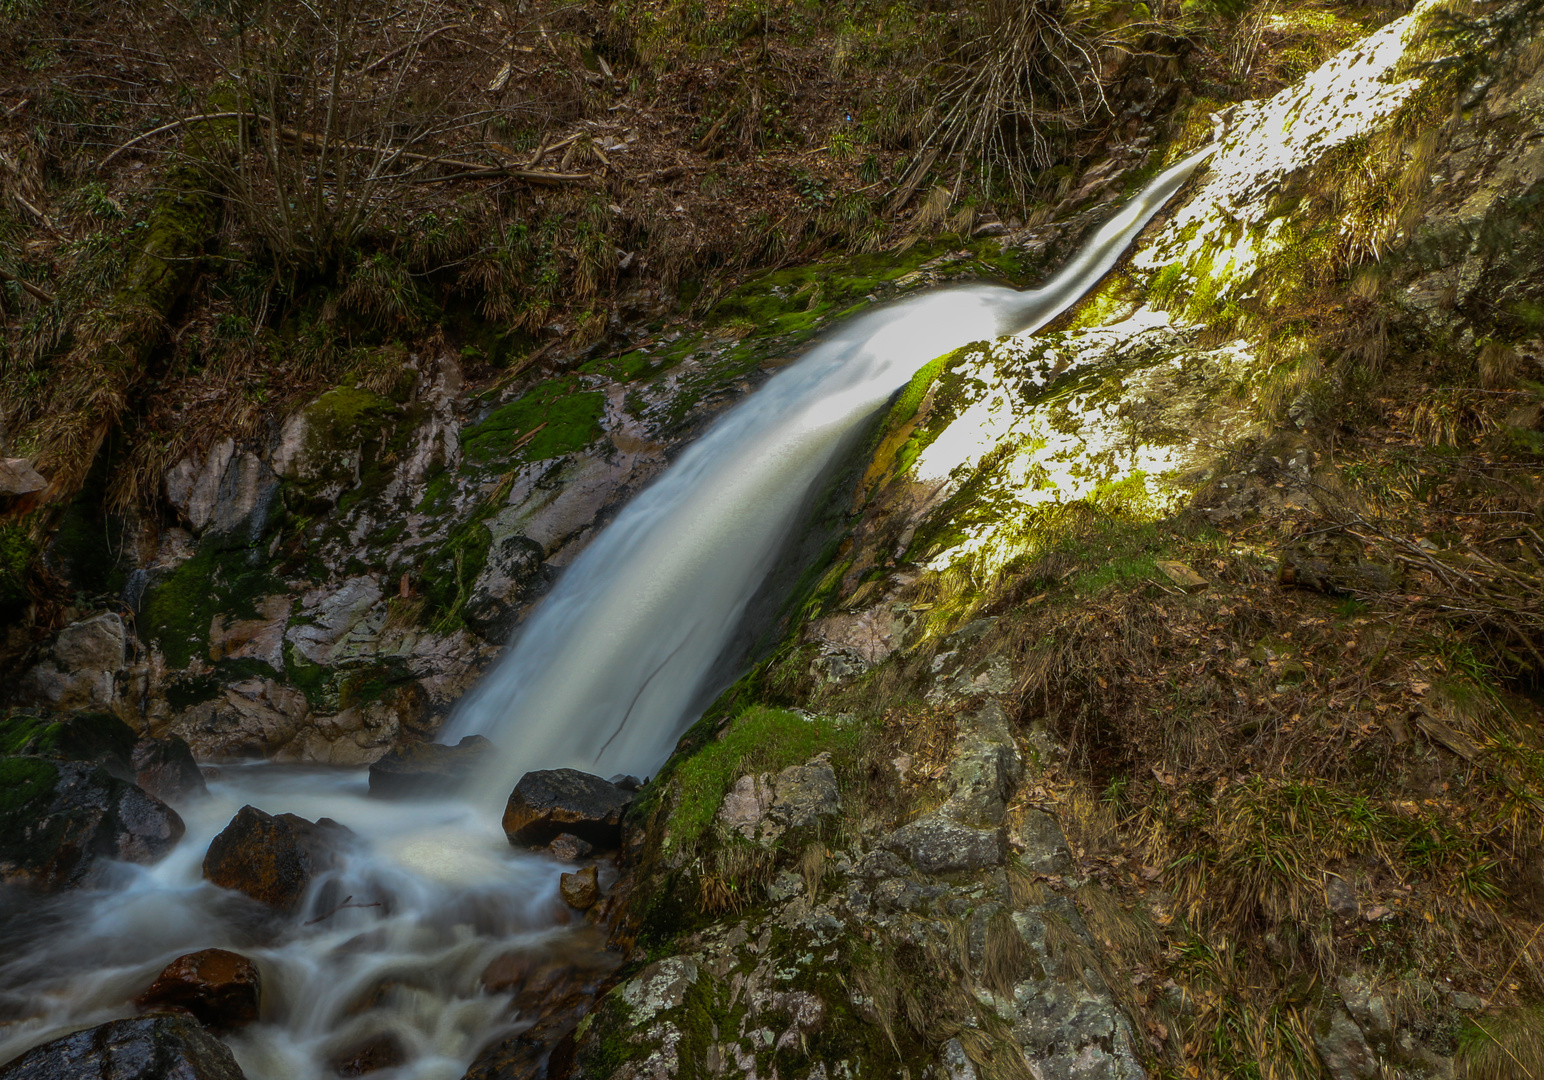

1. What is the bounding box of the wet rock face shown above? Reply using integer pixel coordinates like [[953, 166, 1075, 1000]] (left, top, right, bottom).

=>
[[136, 948, 261, 1029], [19, 613, 128, 710], [366, 734, 493, 799], [502, 769, 633, 849], [331, 1033, 405, 1077], [0, 1013, 247, 1080], [0, 757, 185, 890], [202, 805, 351, 913]]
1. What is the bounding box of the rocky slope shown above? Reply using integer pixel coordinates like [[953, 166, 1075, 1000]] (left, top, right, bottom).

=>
[[3, 1, 1543, 1079]]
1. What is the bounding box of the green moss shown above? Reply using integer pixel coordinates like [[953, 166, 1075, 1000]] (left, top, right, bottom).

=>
[[283, 643, 333, 709], [660, 705, 857, 854], [418, 519, 493, 631], [462, 375, 606, 465], [0, 756, 58, 817], [0, 710, 137, 763], [0, 523, 36, 620], [140, 542, 287, 670]]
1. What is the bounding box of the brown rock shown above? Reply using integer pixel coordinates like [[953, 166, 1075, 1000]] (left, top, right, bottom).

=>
[[332, 1033, 406, 1076], [548, 833, 594, 861], [0, 457, 46, 496], [136, 948, 261, 1029], [502, 769, 632, 849], [559, 865, 600, 910], [202, 805, 352, 913]]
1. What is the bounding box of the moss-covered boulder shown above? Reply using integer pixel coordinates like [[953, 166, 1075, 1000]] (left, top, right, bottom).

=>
[[0, 756, 185, 890]]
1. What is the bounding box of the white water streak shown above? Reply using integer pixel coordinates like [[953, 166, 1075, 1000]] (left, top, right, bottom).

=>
[[447, 146, 1215, 798]]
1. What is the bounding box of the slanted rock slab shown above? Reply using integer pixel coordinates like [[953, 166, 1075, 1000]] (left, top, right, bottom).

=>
[[502, 769, 633, 849], [202, 805, 351, 913], [136, 948, 261, 1029], [0, 1013, 247, 1080], [883, 814, 1006, 875], [367, 734, 493, 799]]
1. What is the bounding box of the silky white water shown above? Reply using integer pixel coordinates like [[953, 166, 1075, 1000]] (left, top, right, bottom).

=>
[[0, 146, 1209, 1079], [446, 145, 1215, 801]]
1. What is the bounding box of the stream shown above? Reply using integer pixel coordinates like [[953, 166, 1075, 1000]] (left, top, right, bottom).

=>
[[0, 146, 1212, 1080]]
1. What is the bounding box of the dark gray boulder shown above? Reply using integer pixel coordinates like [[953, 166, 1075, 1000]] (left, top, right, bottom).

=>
[[367, 735, 493, 799], [0, 1013, 246, 1079], [0, 757, 185, 890], [502, 769, 633, 849]]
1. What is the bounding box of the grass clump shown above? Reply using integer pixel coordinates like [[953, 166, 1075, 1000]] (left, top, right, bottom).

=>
[[1459, 1004, 1544, 1080]]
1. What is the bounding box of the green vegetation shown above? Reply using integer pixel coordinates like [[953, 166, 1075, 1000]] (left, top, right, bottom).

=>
[[659, 705, 859, 854], [462, 375, 607, 465], [0, 756, 57, 818]]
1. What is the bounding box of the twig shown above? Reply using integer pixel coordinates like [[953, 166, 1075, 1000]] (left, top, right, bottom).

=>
[[101, 112, 591, 185], [303, 895, 383, 925], [0, 268, 55, 304], [356, 23, 462, 76]]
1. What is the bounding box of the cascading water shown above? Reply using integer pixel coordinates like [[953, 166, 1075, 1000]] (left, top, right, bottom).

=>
[[0, 146, 1211, 1080], [445, 144, 1216, 801]]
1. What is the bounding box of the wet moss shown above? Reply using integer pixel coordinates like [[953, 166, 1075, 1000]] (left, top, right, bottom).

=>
[[0, 756, 58, 818], [140, 542, 287, 670], [462, 374, 606, 466], [0, 710, 136, 762], [0, 523, 36, 622]]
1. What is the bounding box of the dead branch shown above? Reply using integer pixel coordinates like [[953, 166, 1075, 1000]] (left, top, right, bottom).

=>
[[0, 267, 56, 305]]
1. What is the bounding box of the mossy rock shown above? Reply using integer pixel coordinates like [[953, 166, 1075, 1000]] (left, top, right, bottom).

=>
[[278, 386, 402, 509], [140, 541, 287, 670], [0, 755, 185, 889], [0, 709, 138, 770], [462, 374, 606, 466]]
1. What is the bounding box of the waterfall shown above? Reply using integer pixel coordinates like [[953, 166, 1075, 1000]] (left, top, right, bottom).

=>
[[445, 145, 1216, 800], [0, 145, 1211, 1080]]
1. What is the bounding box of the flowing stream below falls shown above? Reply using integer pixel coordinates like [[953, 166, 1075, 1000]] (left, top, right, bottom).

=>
[[0, 146, 1212, 1080]]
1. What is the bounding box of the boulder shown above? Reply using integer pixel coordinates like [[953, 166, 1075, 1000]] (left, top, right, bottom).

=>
[[19, 614, 128, 709], [549, 834, 594, 862], [716, 756, 841, 845], [0, 757, 185, 890], [502, 769, 633, 849], [0, 457, 46, 496], [164, 440, 278, 542], [202, 805, 352, 913], [132, 736, 207, 804], [366, 734, 493, 799], [0, 710, 137, 773], [136, 948, 261, 1029], [559, 865, 600, 910], [0, 1013, 246, 1080], [883, 815, 1006, 875]]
